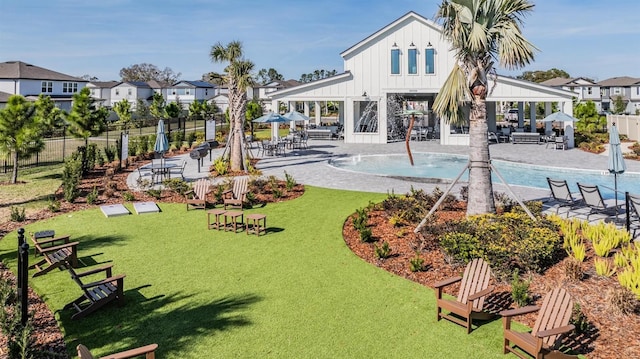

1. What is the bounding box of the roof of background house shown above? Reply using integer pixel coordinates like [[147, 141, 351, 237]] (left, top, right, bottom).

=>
[[0, 91, 13, 102], [541, 77, 597, 87], [116, 81, 151, 88], [174, 80, 215, 88], [0, 61, 87, 82], [88, 81, 120, 88], [597, 76, 640, 87], [147, 80, 171, 89]]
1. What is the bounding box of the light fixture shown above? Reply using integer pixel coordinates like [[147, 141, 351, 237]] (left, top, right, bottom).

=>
[[410, 41, 415, 47], [427, 42, 433, 47], [362, 91, 367, 97], [392, 42, 397, 47]]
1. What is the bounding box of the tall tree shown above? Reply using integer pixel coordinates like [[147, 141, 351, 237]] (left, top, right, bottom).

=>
[[245, 99, 263, 139], [66, 87, 108, 148], [210, 40, 255, 172], [119, 63, 181, 83], [0, 95, 45, 183], [113, 99, 133, 133], [149, 92, 166, 122], [433, 0, 537, 216], [134, 99, 151, 128], [517, 68, 570, 83], [34, 94, 65, 134], [255, 68, 284, 85], [298, 69, 337, 83]]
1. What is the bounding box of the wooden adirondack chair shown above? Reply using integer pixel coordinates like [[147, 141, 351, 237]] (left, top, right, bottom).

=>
[[501, 287, 576, 359], [185, 178, 211, 210], [223, 176, 249, 210], [64, 265, 126, 320], [29, 230, 78, 277], [434, 258, 495, 333], [77, 343, 158, 359]]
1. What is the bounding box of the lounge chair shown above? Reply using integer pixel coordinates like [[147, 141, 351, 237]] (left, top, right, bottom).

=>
[[223, 176, 249, 210], [625, 192, 640, 237], [29, 231, 78, 277], [185, 178, 211, 210], [576, 183, 623, 221], [77, 343, 158, 359], [434, 258, 495, 333], [546, 178, 582, 216], [501, 287, 575, 359], [64, 264, 126, 320]]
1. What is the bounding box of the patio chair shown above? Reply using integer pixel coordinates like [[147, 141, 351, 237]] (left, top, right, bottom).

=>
[[223, 176, 249, 210], [434, 258, 495, 333], [29, 231, 78, 277], [501, 287, 575, 359], [546, 178, 582, 216], [554, 136, 568, 150], [488, 132, 499, 143], [185, 178, 211, 210], [64, 264, 126, 320], [77, 343, 158, 359], [169, 160, 186, 180], [625, 192, 640, 237], [576, 183, 623, 221]]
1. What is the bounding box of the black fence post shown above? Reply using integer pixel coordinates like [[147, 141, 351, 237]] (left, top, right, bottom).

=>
[[17, 228, 25, 296], [62, 127, 67, 161], [19, 242, 29, 326]]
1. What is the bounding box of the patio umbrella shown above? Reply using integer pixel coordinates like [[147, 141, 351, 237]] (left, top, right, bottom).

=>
[[540, 112, 579, 122], [608, 123, 626, 216], [283, 110, 310, 122], [252, 112, 289, 123], [154, 119, 169, 162]]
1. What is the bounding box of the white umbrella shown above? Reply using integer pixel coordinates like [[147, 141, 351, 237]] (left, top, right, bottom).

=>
[[540, 112, 579, 122], [608, 124, 626, 218], [252, 112, 288, 123], [283, 110, 310, 122]]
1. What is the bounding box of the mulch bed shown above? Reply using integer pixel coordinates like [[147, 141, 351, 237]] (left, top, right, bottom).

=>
[[343, 206, 640, 359], [0, 153, 304, 358]]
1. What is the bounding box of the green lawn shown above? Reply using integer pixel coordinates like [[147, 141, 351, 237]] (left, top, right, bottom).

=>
[[1, 186, 510, 358]]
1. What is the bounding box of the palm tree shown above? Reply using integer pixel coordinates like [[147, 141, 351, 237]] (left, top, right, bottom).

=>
[[210, 40, 255, 172], [433, 0, 536, 215]]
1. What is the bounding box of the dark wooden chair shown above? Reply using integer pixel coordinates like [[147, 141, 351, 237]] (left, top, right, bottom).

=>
[[185, 178, 211, 210], [501, 287, 575, 359], [64, 265, 126, 320], [434, 258, 495, 333], [223, 176, 249, 210], [77, 343, 158, 359], [29, 231, 78, 277]]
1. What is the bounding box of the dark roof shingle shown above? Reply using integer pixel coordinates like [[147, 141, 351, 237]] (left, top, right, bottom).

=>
[[0, 61, 87, 82]]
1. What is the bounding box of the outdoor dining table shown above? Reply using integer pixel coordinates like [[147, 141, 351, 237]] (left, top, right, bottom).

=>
[[144, 162, 178, 183]]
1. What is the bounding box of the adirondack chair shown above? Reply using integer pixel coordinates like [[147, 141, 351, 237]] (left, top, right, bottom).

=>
[[64, 264, 126, 320], [501, 287, 576, 359], [185, 178, 211, 210], [223, 176, 249, 210], [29, 231, 78, 277], [77, 343, 158, 359], [434, 258, 495, 333]]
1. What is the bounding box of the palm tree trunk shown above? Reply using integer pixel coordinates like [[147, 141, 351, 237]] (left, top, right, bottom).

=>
[[229, 84, 245, 172], [466, 97, 495, 215]]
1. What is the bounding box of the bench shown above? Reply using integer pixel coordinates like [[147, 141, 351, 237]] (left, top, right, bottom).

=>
[[511, 132, 540, 144], [306, 129, 334, 140]]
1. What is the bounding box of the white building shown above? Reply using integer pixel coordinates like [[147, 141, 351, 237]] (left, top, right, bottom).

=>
[[268, 11, 576, 147]]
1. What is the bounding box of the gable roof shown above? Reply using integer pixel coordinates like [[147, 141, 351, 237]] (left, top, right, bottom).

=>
[[88, 81, 120, 88], [116, 81, 151, 88], [0, 91, 14, 102], [147, 80, 171, 89], [174, 80, 215, 88], [597, 76, 640, 87], [0, 61, 86, 82], [341, 11, 441, 58]]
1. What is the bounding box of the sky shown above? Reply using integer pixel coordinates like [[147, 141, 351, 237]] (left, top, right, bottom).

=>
[[1, 0, 639, 83]]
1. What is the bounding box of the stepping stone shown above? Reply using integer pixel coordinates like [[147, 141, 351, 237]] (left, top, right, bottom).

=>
[[100, 204, 130, 218], [133, 201, 160, 215]]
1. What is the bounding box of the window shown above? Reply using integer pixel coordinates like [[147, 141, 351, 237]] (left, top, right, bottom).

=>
[[205, 89, 209, 96], [587, 87, 592, 95], [62, 82, 78, 93], [425, 48, 435, 74], [408, 48, 417, 74], [391, 49, 400, 74], [115, 89, 120, 96], [613, 87, 622, 95], [127, 89, 132, 96], [41, 81, 53, 93]]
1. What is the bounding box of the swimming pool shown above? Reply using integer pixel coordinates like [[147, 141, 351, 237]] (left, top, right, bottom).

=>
[[329, 152, 640, 200]]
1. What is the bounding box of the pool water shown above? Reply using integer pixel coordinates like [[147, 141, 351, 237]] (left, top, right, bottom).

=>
[[329, 153, 640, 200]]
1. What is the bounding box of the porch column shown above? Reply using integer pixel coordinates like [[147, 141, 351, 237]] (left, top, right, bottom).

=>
[[562, 101, 575, 148], [487, 102, 497, 132], [529, 101, 537, 133], [289, 101, 296, 131], [544, 103, 553, 135], [314, 101, 321, 126], [517, 102, 525, 128], [303, 101, 311, 128]]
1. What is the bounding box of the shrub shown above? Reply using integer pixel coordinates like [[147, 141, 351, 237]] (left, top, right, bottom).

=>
[[374, 241, 392, 259], [172, 131, 185, 148], [9, 206, 26, 222], [122, 191, 135, 201], [103, 145, 117, 162], [564, 257, 584, 281], [86, 186, 99, 204], [213, 157, 229, 176], [409, 252, 425, 272], [359, 227, 374, 243], [47, 197, 60, 213], [352, 208, 368, 231], [272, 188, 283, 199], [212, 184, 225, 204], [62, 156, 82, 203], [594, 257, 615, 277], [162, 178, 190, 195], [439, 232, 480, 264], [510, 269, 530, 307], [570, 303, 590, 334], [138, 135, 150, 155], [284, 171, 296, 191], [0, 274, 34, 359], [606, 287, 637, 315], [146, 189, 162, 200]]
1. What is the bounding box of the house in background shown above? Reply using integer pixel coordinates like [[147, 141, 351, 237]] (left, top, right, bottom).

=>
[[268, 11, 575, 146], [166, 80, 217, 108], [541, 77, 600, 108], [0, 61, 87, 110], [86, 81, 119, 107], [109, 81, 153, 108], [596, 76, 640, 114]]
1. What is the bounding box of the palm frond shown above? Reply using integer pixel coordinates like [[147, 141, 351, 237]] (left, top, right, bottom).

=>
[[433, 63, 470, 126]]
